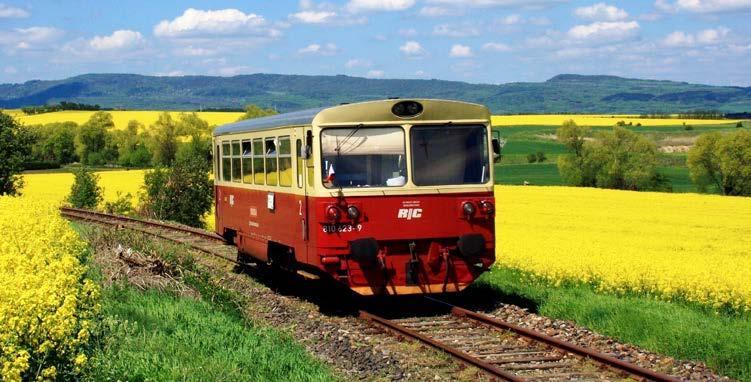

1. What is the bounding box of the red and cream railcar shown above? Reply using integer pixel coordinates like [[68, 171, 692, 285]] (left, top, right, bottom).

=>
[[212, 99, 497, 295]]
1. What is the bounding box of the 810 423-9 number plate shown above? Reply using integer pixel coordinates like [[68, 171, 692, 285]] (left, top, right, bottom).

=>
[[322, 223, 363, 233]]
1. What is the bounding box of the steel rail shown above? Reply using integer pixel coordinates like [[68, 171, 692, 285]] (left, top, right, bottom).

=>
[[60, 208, 238, 265], [426, 297, 682, 382], [358, 310, 526, 382]]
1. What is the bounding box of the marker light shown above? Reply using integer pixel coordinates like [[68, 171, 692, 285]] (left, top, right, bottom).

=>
[[326, 206, 340, 221], [480, 201, 495, 215], [392, 101, 423, 118]]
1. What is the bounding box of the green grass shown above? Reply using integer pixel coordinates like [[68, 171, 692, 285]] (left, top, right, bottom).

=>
[[473, 267, 751, 381], [86, 285, 336, 382], [495, 163, 563, 186]]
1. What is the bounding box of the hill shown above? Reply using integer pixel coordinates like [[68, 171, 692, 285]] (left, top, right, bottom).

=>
[[1, 73, 750, 114]]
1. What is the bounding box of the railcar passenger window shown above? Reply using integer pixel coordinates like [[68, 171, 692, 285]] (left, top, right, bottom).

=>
[[231, 140, 241, 183], [296, 139, 303, 188], [252, 138, 264, 185], [241, 140, 252, 183], [265, 138, 278, 186], [278, 136, 292, 187], [221, 141, 231, 182]]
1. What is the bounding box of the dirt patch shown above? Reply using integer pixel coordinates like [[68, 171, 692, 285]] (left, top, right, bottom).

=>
[[659, 145, 691, 153], [88, 230, 200, 299]]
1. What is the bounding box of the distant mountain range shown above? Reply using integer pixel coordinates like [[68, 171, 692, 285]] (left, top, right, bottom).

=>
[[1, 73, 750, 114]]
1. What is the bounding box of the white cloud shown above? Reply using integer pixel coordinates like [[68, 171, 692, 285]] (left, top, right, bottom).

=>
[[399, 40, 426, 56], [289, 10, 337, 24], [418, 6, 453, 16], [482, 42, 512, 52], [174, 46, 217, 56], [346, 0, 415, 13], [663, 27, 730, 46], [154, 8, 275, 38], [425, 0, 565, 9], [449, 44, 473, 57], [345, 58, 372, 68], [299, 0, 313, 9], [414, 70, 428, 77], [366, 69, 384, 78], [433, 24, 480, 37], [399, 28, 418, 37], [656, 0, 751, 13], [211, 65, 254, 76], [4, 65, 17, 74], [0, 26, 64, 50], [575, 3, 629, 20], [568, 21, 640, 41], [298, 42, 338, 55], [499, 14, 522, 24], [89, 30, 144, 51], [0, 4, 28, 18]]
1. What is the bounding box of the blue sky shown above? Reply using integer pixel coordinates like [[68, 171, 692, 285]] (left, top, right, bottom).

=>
[[1, 0, 750, 86]]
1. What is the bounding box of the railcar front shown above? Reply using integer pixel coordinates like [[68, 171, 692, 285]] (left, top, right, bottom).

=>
[[308, 99, 497, 295]]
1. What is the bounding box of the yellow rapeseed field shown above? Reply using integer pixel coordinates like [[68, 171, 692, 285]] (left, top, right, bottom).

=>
[[0, 197, 100, 381], [491, 114, 738, 127], [495, 185, 751, 312], [5, 110, 243, 130]]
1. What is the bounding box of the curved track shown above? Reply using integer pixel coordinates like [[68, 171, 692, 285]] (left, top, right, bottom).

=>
[[61, 207, 683, 382]]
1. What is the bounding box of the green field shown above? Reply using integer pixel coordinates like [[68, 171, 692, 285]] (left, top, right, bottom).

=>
[[492, 122, 749, 193]]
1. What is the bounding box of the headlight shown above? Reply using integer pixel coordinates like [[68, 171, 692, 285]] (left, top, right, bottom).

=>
[[347, 205, 360, 219], [480, 201, 494, 215], [462, 201, 476, 217]]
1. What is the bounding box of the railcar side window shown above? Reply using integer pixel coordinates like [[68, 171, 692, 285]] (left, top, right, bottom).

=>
[[221, 141, 231, 182], [320, 127, 406, 188], [265, 137, 278, 186], [241, 140, 252, 183], [231, 140, 241, 183], [296, 139, 303, 188], [252, 138, 264, 185], [278, 136, 292, 187]]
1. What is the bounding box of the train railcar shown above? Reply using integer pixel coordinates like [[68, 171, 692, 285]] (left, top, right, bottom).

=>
[[212, 99, 499, 295]]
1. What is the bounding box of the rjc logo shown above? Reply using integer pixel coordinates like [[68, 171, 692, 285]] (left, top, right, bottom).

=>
[[397, 208, 422, 220]]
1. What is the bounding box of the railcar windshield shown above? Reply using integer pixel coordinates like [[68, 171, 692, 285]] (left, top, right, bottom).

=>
[[321, 127, 406, 188], [410, 125, 489, 186]]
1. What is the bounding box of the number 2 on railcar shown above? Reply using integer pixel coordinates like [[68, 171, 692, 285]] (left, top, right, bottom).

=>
[[212, 99, 500, 295]]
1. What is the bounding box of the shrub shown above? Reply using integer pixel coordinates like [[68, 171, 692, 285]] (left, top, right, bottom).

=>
[[737, 121, 744, 128], [535, 151, 546, 163], [526, 153, 538, 163], [688, 130, 751, 196], [67, 167, 103, 209], [103, 192, 133, 215], [0, 111, 32, 196], [139, 155, 213, 228]]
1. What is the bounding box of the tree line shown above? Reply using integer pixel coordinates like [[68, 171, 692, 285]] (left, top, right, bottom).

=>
[[22, 102, 102, 115], [556, 120, 751, 196]]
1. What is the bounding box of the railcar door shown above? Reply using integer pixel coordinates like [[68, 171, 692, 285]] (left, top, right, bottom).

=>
[[294, 127, 311, 260]]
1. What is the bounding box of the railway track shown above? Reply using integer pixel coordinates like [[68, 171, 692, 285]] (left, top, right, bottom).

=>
[[61, 207, 683, 382]]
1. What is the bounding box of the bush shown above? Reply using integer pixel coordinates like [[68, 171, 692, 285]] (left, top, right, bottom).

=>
[[22, 161, 61, 170], [684, 123, 694, 131], [103, 192, 133, 215], [536, 151, 546, 163], [0, 111, 32, 196], [526, 153, 538, 163], [688, 130, 751, 196], [67, 167, 103, 209], [138, 155, 213, 228], [737, 121, 744, 128]]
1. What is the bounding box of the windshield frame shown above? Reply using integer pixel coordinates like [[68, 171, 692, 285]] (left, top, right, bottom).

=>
[[319, 125, 408, 189], [409, 124, 491, 187]]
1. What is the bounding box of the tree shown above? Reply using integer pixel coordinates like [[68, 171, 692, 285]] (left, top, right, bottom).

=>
[[557, 121, 661, 191], [67, 167, 103, 209], [687, 132, 723, 193], [76, 112, 114, 165], [689, 130, 751, 196], [0, 112, 32, 195], [115, 120, 151, 167], [150, 112, 178, 166], [175, 113, 212, 169], [139, 155, 214, 228], [237, 104, 278, 121]]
